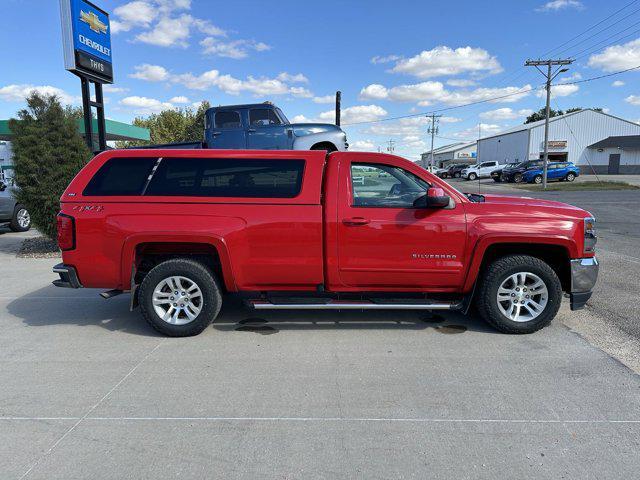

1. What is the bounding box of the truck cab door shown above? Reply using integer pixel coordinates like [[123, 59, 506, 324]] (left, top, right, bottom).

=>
[[246, 108, 292, 150], [0, 180, 13, 219], [208, 110, 247, 149], [335, 157, 467, 289]]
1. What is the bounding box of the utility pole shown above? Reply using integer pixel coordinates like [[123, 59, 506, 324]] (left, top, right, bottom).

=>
[[386, 139, 395, 153], [524, 58, 573, 189], [427, 114, 442, 170]]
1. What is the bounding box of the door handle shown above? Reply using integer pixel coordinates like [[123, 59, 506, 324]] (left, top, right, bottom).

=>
[[342, 217, 370, 226], [211, 131, 222, 136], [247, 128, 257, 133]]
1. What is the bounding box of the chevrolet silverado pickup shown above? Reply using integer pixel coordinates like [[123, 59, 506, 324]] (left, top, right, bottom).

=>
[[52, 149, 598, 337]]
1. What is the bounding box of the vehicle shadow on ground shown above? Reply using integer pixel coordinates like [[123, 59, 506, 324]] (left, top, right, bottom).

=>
[[212, 296, 497, 335], [7, 287, 497, 337], [6, 286, 162, 337]]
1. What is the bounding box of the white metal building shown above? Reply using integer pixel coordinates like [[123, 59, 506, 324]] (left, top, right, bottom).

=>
[[421, 141, 477, 168], [477, 109, 640, 174]]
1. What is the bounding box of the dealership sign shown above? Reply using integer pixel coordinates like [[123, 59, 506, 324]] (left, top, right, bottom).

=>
[[60, 0, 113, 83], [541, 140, 568, 151]]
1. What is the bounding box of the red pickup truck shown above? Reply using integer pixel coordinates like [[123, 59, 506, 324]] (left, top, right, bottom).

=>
[[53, 149, 598, 337]]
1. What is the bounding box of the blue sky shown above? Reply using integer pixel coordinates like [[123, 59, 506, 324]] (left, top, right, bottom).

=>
[[2, 0, 640, 159]]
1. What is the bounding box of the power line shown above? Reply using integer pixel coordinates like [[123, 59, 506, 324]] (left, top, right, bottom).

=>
[[539, 0, 640, 57]]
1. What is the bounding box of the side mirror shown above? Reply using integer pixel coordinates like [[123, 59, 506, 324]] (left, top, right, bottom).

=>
[[413, 187, 450, 208], [0, 182, 6, 192]]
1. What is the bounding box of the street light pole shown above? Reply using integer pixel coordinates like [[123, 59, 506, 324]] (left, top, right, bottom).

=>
[[524, 58, 573, 189]]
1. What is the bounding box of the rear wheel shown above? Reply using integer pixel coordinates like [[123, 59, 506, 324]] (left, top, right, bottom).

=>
[[454, 172, 461, 178], [468, 172, 477, 181], [311, 142, 337, 152], [475, 255, 562, 334], [139, 258, 222, 337], [565, 172, 576, 182], [533, 175, 543, 184], [9, 205, 31, 232]]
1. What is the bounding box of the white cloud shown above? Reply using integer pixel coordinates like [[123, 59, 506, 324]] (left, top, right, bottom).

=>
[[129, 64, 170, 82], [388, 46, 502, 79], [446, 79, 477, 87], [360, 81, 533, 106], [312, 95, 335, 104], [320, 105, 388, 124], [136, 14, 194, 47], [612, 80, 625, 87], [480, 107, 534, 121], [173, 69, 295, 96], [200, 38, 271, 58], [588, 38, 640, 72], [119, 96, 176, 114], [371, 54, 402, 64], [0, 84, 78, 104], [289, 86, 314, 98], [535, 84, 579, 98], [363, 117, 430, 137], [169, 96, 190, 104], [277, 72, 309, 83], [102, 85, 129, 93], [536, 0, 583, 11], [350, 140, 377, 151], [625, 95, 640, 106], [111, 1, 158, 33]]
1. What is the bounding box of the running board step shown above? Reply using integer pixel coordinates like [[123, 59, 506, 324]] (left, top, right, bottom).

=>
[[248, 299, 463, 310]]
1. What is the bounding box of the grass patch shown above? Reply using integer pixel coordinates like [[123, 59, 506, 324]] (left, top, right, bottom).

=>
[[516, 181, 639, 191]]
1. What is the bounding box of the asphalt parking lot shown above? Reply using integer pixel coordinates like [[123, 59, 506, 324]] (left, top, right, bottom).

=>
[[1, 181, 640, 479]]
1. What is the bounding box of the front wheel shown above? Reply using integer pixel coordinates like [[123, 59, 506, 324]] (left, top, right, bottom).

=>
[[467, 172, 477, 181], [454, 172, 461, 178], [9, 205, 31, 232], [513, 173, 523, 183], [565, 172, 576, 182], [533, 175, 543, 184], [139, 258, 222, 337], [493, 177, 501, 182], [475, 255, 562, 334]]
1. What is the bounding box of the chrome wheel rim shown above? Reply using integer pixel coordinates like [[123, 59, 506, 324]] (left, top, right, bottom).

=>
[[152, 276, 203, 325], [534, 176, 542, 184], [496, 272, 548, 322], [17, 209, 30, 228], [567, 174, 575, 181]]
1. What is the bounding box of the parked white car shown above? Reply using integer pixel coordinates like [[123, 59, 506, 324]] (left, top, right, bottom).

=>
[[461, 161, 499, 180]]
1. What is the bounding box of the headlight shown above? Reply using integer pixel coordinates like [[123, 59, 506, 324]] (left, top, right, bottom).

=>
[[584, 216, 597, 253]]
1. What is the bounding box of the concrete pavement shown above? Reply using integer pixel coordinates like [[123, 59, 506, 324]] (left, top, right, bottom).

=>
[[1, 224, 640, 479]]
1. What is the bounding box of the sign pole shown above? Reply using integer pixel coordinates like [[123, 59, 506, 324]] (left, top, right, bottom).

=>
[[80, 76, 94, 151], [94, 82, 106, 151]]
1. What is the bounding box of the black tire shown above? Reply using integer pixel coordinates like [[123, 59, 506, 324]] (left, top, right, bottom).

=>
[[468, 172, 477, 181], [475, 255, 562, 334], [565, 172, 576, 182], [454, 172, 461, 178], [493, 177, 501, 183], [9, 204, 31, 232], [311, 142, 337, 152], [139, 258, 222, 337], [513, 173, 523, 183], [533, 175, 543, 184]]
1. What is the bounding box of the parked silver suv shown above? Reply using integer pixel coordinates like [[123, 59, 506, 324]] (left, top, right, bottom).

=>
[[0, 177, 31, 232]]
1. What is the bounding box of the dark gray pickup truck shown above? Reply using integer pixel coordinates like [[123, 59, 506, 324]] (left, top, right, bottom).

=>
[[0, 178, 31, 232]]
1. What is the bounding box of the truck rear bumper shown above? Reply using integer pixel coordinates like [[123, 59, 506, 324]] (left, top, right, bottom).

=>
[[52, 263, 83, 289], [569, 257, 598, 311]]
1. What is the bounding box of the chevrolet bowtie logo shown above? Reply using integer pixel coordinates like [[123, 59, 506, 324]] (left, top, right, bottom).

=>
[[80, 10, 108, 34]]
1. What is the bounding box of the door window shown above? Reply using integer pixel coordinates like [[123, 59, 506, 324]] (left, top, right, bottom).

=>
[[351, 163, 429, 208], [214, 111, 241, 129], [249, 109, 283, 126]]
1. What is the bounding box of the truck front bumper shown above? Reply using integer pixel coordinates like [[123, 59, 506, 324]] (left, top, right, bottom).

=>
[[52, 263, 83, 289], [569, 257, 598, 310]]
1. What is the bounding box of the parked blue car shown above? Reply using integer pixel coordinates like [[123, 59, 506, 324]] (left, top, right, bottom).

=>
[[523, 162, 580, 184]]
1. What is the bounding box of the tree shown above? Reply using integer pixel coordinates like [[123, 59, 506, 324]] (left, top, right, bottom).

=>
[[9, 93, 91, 239], [524, 107, 603, 124], [115, 101, 210, 148]]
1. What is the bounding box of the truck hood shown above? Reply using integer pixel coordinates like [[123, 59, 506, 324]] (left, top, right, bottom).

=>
[[291, 123, 343, 137], [479, 193, 587, 214]]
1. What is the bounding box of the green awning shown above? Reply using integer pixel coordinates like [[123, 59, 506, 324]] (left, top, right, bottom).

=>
[[0, 118, 150, 142]]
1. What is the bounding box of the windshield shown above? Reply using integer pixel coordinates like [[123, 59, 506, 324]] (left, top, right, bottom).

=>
[[514, 162, 529, 168], [275, 108, 289, 124]]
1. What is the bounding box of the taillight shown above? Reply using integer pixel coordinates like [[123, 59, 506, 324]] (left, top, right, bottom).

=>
[[584, 216, 596, 254], [57, 213, 76, 251]]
